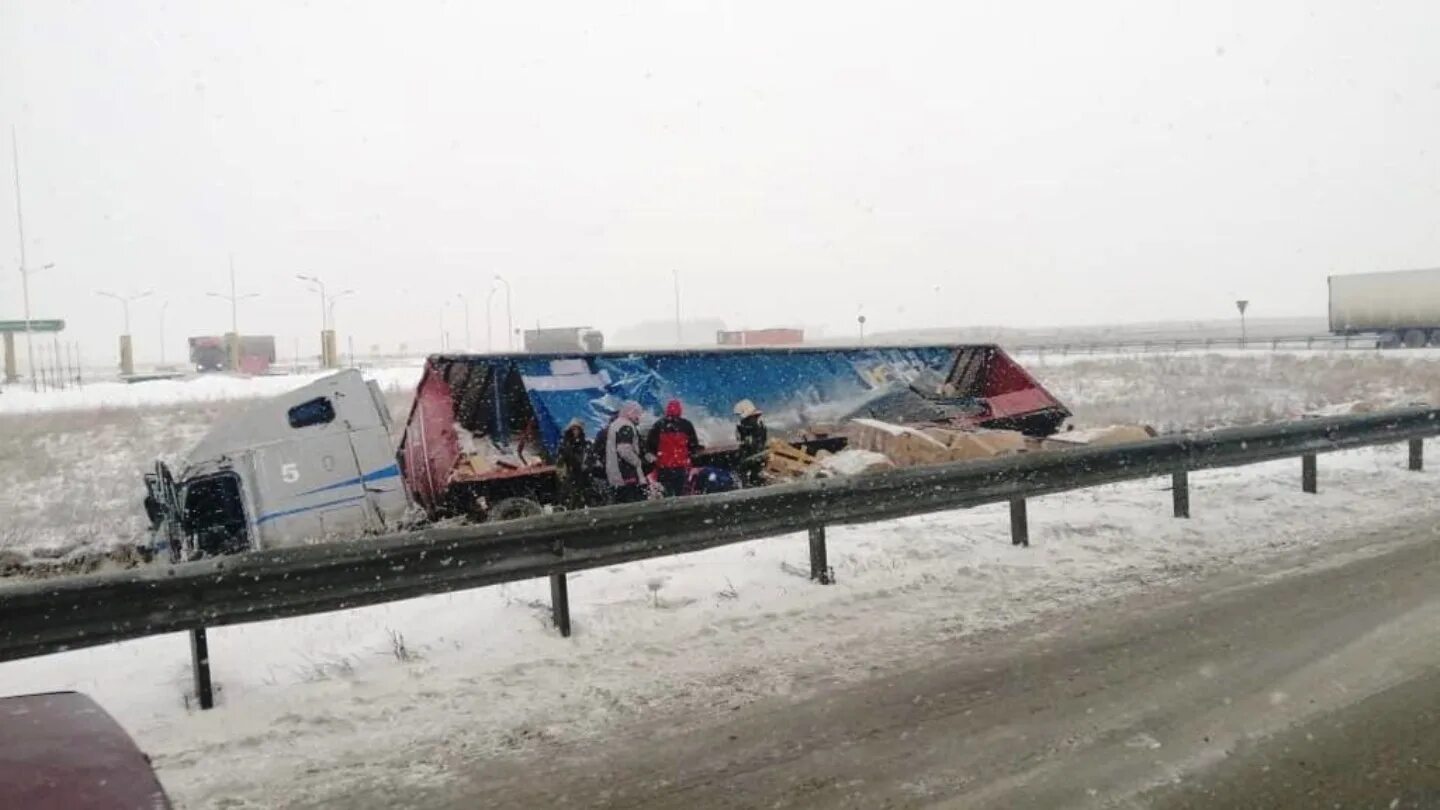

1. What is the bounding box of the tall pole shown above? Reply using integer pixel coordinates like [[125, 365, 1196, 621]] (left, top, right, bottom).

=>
[[12, 126, 35, 391], [672, 269, 681, 345], [326, 290, 353, 334], [296, 274, 328, 365]]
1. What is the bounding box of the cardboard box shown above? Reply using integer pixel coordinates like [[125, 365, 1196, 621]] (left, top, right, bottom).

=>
[[842, 418, 953, 467], [921, 427, 1028, 461]]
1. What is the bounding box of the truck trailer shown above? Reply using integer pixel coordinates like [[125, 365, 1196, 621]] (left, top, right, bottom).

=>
[[144, 344, 1069, 559], [1329, 268, 1440, 347], [188, 335, 278, 374]]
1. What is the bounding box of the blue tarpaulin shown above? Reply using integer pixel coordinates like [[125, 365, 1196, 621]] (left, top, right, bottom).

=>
[[515, 348, 957, 453]]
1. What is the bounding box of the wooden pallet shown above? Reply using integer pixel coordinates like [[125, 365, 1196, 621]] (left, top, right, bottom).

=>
[[765, 439, 817, 478]]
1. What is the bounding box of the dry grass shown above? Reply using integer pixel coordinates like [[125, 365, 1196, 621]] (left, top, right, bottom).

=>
[[0, 402, 246, 568]]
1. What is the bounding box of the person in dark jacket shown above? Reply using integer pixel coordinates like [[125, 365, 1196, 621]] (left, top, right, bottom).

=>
[[646, 399, 703, 497], [597, 401, 649, 504], [555, 419, 592, 510], [733, 399, 768, 487]]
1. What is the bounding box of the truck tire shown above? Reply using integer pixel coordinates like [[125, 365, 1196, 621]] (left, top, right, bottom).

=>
[[1404, 329, 1427, 348], [490, 497, 544, 521]]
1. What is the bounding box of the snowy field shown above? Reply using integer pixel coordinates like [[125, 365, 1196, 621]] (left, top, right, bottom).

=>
[[0, 351, 1438, 807]]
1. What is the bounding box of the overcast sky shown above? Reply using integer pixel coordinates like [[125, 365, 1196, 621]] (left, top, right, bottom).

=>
[[3, 1, 1440, 364]]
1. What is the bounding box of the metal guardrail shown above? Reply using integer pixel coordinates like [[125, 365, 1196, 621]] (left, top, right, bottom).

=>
[[2, 406, 1437, 691], [1010, 334, 1385, 355]]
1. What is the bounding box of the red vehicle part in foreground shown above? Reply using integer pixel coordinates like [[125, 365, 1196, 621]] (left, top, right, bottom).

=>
[[0, 691, 172, 810]]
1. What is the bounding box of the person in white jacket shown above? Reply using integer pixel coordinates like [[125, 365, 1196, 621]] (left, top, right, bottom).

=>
[[596, 400, 648, 503]]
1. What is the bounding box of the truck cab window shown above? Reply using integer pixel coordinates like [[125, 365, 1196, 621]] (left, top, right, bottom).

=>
[[288, 397, 336, 429], [182, 474, 250, 557]]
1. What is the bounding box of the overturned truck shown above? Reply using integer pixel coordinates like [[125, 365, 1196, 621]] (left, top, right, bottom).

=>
[[147, 345, 1068, 558]]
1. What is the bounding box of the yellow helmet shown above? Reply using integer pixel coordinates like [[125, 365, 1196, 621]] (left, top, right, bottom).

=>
[[733, 399, 760, 418]]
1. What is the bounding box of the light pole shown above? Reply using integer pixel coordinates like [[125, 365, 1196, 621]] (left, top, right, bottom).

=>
[[296, 273, 333, 366], [327, 289, 354, 332], [12, 126, 54, 390], [858, 314, 867, 345], [1236, 299, 1250, 347], [492, 274, 513, 350], [98, 290, 151, 375], [456, 293, 471, 350], [208, 257, 258, 369], [296, 274, 327, 330], [209, 256, 258, 335], [96, 290, 151, 336]]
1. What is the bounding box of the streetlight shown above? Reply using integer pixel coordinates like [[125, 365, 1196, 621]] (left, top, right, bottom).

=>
[[11, 125, 51, 390], [491, 274, 513, 350], [858, 314, 867, 345], [327, 289, 355, 331], [456, 292, 471, 350], [209, 256, 258, 336], [295, 274, 327, 330], [96, 290, 152, 335], [98, 289, 151, 375]]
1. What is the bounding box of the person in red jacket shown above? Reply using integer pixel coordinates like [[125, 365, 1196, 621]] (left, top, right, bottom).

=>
[[646, 399, 703, 497]]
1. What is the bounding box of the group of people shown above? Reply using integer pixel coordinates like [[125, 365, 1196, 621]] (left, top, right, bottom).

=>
[[553, 398, 769, 508]]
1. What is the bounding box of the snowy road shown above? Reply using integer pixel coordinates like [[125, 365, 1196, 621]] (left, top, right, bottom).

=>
[[313, 513, 1440, 809]]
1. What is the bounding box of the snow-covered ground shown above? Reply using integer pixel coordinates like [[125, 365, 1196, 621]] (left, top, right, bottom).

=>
[[1, 446, 1433, 807], [0, 351, 1438, 807]]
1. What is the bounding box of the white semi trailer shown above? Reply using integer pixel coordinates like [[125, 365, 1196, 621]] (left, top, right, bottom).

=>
[[1329, 268, 1440, 347]]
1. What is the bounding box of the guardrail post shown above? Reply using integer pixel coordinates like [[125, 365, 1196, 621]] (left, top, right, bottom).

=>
[[549, 573, 571, 637], [1302, 454, 1318, 494], [1009, 498, 1029, 547], [190, 627, 214, 710], [1172, 471, 1190, 518], [1409, 439, 1424, 472], [808, 526, 833, 584]]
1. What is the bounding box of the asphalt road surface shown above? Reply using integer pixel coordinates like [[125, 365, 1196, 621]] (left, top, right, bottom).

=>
[[338, 517, 1440, 809]]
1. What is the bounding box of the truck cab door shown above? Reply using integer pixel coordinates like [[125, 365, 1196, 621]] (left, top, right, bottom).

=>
[[249, 434, 374, 547]]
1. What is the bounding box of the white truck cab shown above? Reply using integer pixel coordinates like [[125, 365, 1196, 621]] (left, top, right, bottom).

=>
[[145, 370, 411, 559]]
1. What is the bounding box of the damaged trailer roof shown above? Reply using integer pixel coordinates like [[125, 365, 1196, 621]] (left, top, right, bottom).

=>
[[401, 344, 1068, 471]]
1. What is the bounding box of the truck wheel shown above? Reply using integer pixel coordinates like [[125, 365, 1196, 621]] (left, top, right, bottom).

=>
[[490, 497, 544, 521], [1404, 329, 1427, 348]]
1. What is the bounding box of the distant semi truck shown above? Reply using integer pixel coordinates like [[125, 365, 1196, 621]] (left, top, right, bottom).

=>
[[523, 327, 603, 353], [1330, 268, 1440, 347], [189, 335, 277, 373]]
